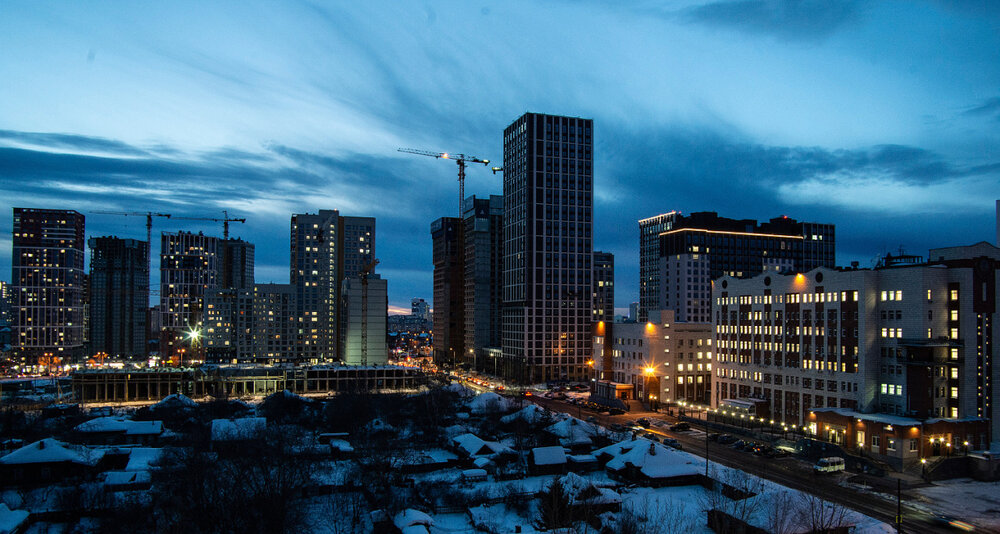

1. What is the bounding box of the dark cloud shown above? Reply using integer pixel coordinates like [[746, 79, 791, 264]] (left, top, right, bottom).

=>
[[0, 129, 150, 157], [682, 0, 862, 42], [963, 96, 1000, 120]]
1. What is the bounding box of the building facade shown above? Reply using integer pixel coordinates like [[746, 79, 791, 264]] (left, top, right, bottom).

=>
[[431, 216, 464, 367], [341, 275, 388, 365], [655, 212, 834, 324], [88, 237, 149, 359], [159, 231, 219, 364], [593, 310, 713, 407], [712, 242, 999, 443], [411, 298, 431, 323], [253, 283, 297, 363], [502, 112, 594, 384], [290, 210, 375, 363], [217, 238, 255, 291], [593, 251, 614, 323], [12, 208, 86, 365], [638, 212, 677, 323], [464, 195, 504, 369]]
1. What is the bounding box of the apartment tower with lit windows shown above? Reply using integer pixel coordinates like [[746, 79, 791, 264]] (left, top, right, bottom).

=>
[[502, 112, 594, 384], [12, 208, 86, 365]]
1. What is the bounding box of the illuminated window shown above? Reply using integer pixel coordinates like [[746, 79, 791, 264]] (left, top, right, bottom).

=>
[[950, 289, 958, 301]]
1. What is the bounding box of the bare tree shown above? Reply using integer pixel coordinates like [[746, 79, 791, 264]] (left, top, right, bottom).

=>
[[796, 491, 850, 533]]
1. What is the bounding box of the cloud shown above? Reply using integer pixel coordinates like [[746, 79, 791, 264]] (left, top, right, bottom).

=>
[[963, 96, 1000, 120], [681, 0, 863, 42]]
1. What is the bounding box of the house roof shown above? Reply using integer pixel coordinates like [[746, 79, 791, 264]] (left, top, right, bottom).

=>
[[468, 392, 516, 414], [394, 509, 433, 529], [500, 404, 546, 425], [545, 418, 598, 446], [603, 440, 700, 480], [150, 393, 197, 410], [103, 470, 152, 487], [125, 448, 163, 471], [0, 503, 29, 534], [452, 433, 514, 457], [531, 446, 568, 466], [0, 438, 101, 466], [75, 417, 163, 436]]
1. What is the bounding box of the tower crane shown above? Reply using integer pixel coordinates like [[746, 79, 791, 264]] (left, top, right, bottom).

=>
[[398, 148, 492, 217], [92, 211, 172, 245], [172, 210, 246, 239], [359, 258, 380, 367]]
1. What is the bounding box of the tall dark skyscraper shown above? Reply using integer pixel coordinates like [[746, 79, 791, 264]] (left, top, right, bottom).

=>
[[12, 208, 86, 365], [431, 216, 464, 367], [290, 210, 374, 362], [89, 237, 149, 358], [463, 195, 504, 369], [592, 251, 614, 323], [502, 112, 594, 384], [218, 238, 255, 290]]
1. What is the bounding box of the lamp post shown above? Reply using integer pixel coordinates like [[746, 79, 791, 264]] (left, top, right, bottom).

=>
[[964, 441, 969, 456], [920, 458, 927, 479]]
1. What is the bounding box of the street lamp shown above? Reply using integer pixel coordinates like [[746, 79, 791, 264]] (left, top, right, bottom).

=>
[[920, 458, 927, 479]]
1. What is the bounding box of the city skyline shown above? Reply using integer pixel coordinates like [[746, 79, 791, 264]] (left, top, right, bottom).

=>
[[3, 2, 1000, 314]]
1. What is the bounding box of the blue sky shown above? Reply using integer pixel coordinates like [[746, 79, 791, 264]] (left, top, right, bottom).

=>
[[1, 0, 998, 314]]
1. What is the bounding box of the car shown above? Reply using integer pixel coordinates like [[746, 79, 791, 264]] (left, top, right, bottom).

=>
[[669, 422, 691, 432], [608, 408, 625, 416], [708, 433, 720, 442], [663, 438, 682, 450], [585, 416, 598, 423], [732, 440, 751, 451], [752, 445, 775, 457], [813, 457, 845, 474], [931, 514, 975, 531], [716, 434, 736, 445], [551, 392, 567, 400], [609, 423, 626, 433], [643, 433, 660, 443], [636, 417, 652, 428]]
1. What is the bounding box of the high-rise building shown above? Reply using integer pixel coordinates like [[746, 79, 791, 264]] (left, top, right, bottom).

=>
[[431, 216, 464, 367], [592, 251, 614, 323], [341, 274, 388, 365], [411, 298, 431, 323], [0, 280, 12, 325], [218, 238, 255, 290], [654, 212, 834, 323], [464, 195, 504, 370], [638, 212, 678, 323], [88, 237, 149, 359], [159, 231, 219, 363], [12, 208, 86, 365], [502, 112, 594, 384], [290, 210, 375, 363], [253, 283, 297, 363], [712, 241, 999, 444], [203, 288, 253, 363]]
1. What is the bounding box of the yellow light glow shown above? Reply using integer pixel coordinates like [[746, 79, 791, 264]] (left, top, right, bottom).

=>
[[644, 367, 655, 375]]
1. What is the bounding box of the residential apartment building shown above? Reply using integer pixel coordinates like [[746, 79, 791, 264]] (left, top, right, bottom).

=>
[[712, 242, 999, 444], [253, 283, 297, 363], [593, 251, 614, 324], [12, 208, 86, 364], [290, 210, 375, 363], [88, 237, 149, 358], [464, 195, 504, 369], [502, 112, 594, 384], [159, 231, 219, 363], [638, 212, 677, 323]]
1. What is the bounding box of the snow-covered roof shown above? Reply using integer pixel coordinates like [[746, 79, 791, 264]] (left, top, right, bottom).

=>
[[473, 457, 492, 468], [568, 454, 597, 463], [150, 393, 197, 410], [462, 468, 488, 479], [75, 417, 163, 436], [103, 470, 151, 487], [361, 418, 396, 434], [125, 448, 163, 471], [557, 472, 622, 506], [592, 436, 644, 459], [210, 417, 267, 441], [394, 509, 433, 529], [500, 404, 546, 425], [468, 391, 516, 414], [604, 440, 700, 480], [452, 433, 514, 457], [329, 439, 355, 453], [0, 438, 101, 466], [0, 503, 29, 534], [532, 446, 568, 466], [811, 407, 920, 426], [545, 418, 599, 446]]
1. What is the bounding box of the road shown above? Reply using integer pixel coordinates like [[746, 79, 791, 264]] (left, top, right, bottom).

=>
[[525, 394, 960, 534]]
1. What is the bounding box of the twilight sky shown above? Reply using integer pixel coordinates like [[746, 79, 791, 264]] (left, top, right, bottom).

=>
[[1, 1, 998, 315]]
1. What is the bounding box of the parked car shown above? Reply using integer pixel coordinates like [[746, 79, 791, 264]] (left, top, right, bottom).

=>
[[732, 440, 751, 451], [609, 423, 626, 433], [708, 433, 720, 442], [663, 438, 682, 450], [752, 445, 776, 457], [669, 422, 691, 432], [608, 408, 625, 416], [585, 416, 598, 423], [716, 434, 737, 445], [636, 417, 652, 428], [643, 433, 660, 443]]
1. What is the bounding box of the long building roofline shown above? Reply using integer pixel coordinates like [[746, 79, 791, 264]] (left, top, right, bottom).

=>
[[658, 227, 804, 239]]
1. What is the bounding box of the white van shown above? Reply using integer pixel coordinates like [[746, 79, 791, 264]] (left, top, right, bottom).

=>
[[813, 456, 845, 474]]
